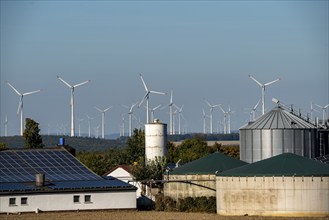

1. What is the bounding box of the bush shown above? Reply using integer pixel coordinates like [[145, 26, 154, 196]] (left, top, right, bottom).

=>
[[155, 194, 176, 211], [177, 196, 216, 213]]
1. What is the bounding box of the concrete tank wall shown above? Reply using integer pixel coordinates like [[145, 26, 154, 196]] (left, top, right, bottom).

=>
[[216, 176, 329, 217], [164, 174, 216, 201], [145, 121, 167, 162], [240, 129, 317, 163]]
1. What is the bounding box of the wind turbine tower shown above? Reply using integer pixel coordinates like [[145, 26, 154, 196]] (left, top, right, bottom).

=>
[[248, 75, 281, 115], [4, 115, 8, 137], [7, 82, 41, 136], [77, 118, 84, 137], [123, 102, 138, 137], [204, 99, 220, 134], [95, 106, 112, 139], [86, 114, 95, 138], [57, 76, 90, 137], [138, 74, 166, 124], [174, 104, 184, 135]]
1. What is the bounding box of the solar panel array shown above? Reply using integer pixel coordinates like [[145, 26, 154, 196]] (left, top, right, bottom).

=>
[[313, 154, 329, 164], [0, 149, 102, 183]]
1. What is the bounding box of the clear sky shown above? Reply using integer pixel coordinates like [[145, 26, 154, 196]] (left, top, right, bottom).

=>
[[1, 1, 328, 137]]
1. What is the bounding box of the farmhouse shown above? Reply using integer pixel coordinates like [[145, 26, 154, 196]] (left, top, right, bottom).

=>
[[0, 148, 137, 213]]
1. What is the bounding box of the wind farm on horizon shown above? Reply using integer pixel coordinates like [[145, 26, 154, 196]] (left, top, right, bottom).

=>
[[3, 73, 328, 139]]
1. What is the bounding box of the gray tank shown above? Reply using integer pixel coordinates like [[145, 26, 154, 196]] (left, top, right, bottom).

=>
[[240, 106, 317, 163]]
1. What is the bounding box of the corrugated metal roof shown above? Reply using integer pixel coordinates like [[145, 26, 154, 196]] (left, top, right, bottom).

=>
[[170, 152, 248, 175], [217, 153, 329, 177], [241, 106, 316, 129]]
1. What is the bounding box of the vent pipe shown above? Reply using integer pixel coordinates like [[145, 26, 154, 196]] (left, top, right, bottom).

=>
[[36, 173, 45, 187]]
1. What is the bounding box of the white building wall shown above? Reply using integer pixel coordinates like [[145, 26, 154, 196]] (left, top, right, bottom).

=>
[[216, 176, 329, 217], [107, 168, 142, 197], [0, 191, 136, 213]]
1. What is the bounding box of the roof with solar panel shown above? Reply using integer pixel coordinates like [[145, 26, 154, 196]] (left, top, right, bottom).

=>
[[0, 148, 136, 194]]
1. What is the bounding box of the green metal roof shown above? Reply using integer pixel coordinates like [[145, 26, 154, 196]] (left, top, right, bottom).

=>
[[217, 153, 329, 177], [170, 152, 248, 175]]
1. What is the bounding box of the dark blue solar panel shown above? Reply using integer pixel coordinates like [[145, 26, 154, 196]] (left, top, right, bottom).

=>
[[0, 182, 36, 191], [0, 149, 102, 183]]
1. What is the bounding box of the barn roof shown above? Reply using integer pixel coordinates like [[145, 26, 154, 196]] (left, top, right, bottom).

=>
[[170, 152, 248, 175], [218, 153, 329, 177], [0, 148, 136, 194], [241, 106, 316, 130]]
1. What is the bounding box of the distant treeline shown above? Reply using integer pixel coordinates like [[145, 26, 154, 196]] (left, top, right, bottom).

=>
[[0, 133, 238, 152]]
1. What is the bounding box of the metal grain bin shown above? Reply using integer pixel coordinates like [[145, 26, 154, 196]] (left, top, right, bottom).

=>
[[240, 106, 317, 163]]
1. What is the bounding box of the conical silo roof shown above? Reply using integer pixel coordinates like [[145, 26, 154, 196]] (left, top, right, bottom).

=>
[[170, 152, 248, 175], [241, 106, 316, 129]]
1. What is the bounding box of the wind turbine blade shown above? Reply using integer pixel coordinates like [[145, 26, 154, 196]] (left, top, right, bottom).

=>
[[94, 107, 103, 112], [314, 104, 323, 109], [219, 105, 225, 113], [139, 73, 149, 92], [153, 104, 162, 111], [150, 90, 166, 95], [173, 104, 179, 110], [170, 90, 173, 104], [23, 90, 41, 96], [104, 106, 112, 112], [324, 104, 329, 109], [74, 80, 91, 88], [248, 75, 263, 87], [204, 99, 211, 107], [17, 99, 22, 115], [180, 105, 184, 112], [57, 76, 72, 88], [202, 108, 205, 116], [7, 82, 22, 96], [254, 99, 261, 109], [264, 78, 281, 87], [139, 93, 148, 107]]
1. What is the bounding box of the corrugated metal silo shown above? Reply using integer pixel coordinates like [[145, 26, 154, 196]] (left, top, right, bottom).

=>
[[240, 106, 317, 163]]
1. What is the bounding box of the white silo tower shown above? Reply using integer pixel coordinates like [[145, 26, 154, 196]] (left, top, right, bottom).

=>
[[145, 119, 167, 162]]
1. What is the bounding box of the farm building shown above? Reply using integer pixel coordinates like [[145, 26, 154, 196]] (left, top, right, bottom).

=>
[[240, 105, 321, 163], [103, 165, 142, 197], [216, 153, 329, 217], [164, 152, 247, 201], [0, 148, 137, 213]]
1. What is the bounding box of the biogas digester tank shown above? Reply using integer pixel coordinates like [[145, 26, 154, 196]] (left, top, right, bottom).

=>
[[145, 119, 167, 162]]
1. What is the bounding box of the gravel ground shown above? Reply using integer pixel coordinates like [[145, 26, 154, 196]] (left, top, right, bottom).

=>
[[1, 210, 328, 220]]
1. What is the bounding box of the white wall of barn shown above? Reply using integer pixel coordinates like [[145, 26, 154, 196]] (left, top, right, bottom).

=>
[[0, 191, 136, 213]]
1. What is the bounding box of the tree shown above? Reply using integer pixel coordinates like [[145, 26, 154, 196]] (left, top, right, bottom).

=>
[[23, 118, 44, 149], [0, 142, 8, 151], [126, 129, 145, 164]]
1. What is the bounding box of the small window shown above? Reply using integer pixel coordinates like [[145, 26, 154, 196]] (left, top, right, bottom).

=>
[[73, 195, 80, 203], [84, 195, 91, 203], [9, 198, 16, 206], [21, 197, 28, 205]]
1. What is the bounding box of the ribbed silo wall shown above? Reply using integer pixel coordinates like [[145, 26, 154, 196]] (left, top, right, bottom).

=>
[[145, 122, 167, 162], [240, 128, 317, 163]]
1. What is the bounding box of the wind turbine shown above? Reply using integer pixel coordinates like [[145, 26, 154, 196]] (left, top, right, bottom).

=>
[[123, 102, 138, 137], [120, 113, 125, 136], [7, 82, 41, 136], [86, 114, 95, 138], [163, 90, 174, 134], [95, 106, 112, 139], [149, 104, 162, 122], [250, 100, 260, 121], [248, 75, 281, 115], [4, 115, 8, 137], [204, 99, 220, 134], [315, 103, 329, 124], [202, 109, 209, 134], [77, 118, 84, 137], [57, 76, 90, 137], [174, 104, 184, 135], [138, 73, 166, 124]]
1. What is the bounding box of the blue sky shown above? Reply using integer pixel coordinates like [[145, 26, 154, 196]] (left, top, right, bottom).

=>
[[1, 1, 328, 136]]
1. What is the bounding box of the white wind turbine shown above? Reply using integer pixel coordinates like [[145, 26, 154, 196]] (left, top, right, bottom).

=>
[[138, 74, 166, 124], [174, 104, 184, 135], [150, 104, 162, 122], [202, 109, 209, 134], [4, 115, 8, 137], [250, 100, 260, 121], [219, 105, 227, 134], [86, 114, 95, 138], [315, 103, 329, 125], [120, 113, 125, 136], [219, 105, 234, 134], [57, 76, 90, 137], [123, 102, 138, 137], [204, 99, 220, 134], [95, 106, 112, 139], [77, 118, 84, 137], [248, 75, 281, 115], [7, 82, 41, 136], [164, 90, 174, 135]]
